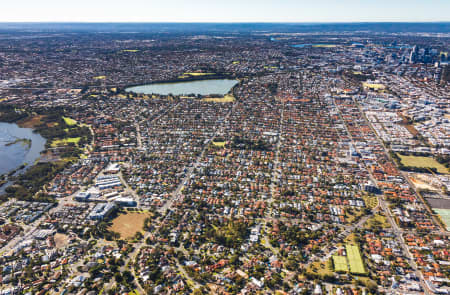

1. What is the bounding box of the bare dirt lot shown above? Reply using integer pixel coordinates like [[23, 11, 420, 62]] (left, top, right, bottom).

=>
[[54, 233, 69, 248], [109, 211, 152, 239]]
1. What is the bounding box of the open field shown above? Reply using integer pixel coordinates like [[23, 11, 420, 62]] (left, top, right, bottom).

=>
[[345, 208, 364, 224], [364, 213, 391, 229], [306, 260, 334, 277], [51, 137, 81, 147], [179, 94, 235, 103], [333, 255, 348, 272], [54, 233, 69, 249], [109, 212, 152, 239], [433, 209, 450, 231], [63, 116, 77, 126], [184, 72, 215, 76], [346, 244, 366, 275], [179, 72, 215, 79], [202, 94, 235, 103], [397, 154, 448, 174], [212, 141, 226, 147], [362, 82, 385, 90]]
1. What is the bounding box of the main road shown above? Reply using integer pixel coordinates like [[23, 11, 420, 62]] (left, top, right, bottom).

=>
[[333, 96, 432, 295]]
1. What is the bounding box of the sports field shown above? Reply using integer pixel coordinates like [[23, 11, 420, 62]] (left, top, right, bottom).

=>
[[109, 212, 151, 239], [333, 255, 348, 272], [362, 82, 385, 90], [212, 141, 226, 147], [184, 72, 215, 76], [397, 154, 448, 174], [51, 137, 80, 147], [202, 94, 235, 103], [63, 116, 77, 126], [434, 209, 450, 231], [54, 233, 69, 249], [346, 244, 366, 275]]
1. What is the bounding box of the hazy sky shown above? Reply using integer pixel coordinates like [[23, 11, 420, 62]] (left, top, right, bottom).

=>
[[1, 0, 449, 22]]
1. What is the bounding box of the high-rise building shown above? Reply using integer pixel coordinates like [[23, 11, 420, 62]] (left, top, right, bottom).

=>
[[409, 45, 418, 63]]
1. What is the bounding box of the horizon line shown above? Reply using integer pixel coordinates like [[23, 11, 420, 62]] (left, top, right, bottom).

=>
[[0, 21, 449, 24]]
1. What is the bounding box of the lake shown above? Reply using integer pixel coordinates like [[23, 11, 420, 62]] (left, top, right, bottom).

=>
[[291, 44, 312, 48], [0, 122, 47, 175], [291, 44, 337, 48], [126, 79, 238, 96]]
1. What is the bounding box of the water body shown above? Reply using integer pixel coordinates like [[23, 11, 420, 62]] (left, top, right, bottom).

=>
[[0, 122, 47, 175], [291, 44, 312, 48], [291, 44, 337, 48], [385, 45, 413, 49], [126, 79, 238, 96]]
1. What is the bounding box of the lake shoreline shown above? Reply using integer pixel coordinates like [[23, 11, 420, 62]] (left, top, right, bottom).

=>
[[125, 78, 239, 97], [0, 121, 47, 195], [0, 122, 47, 175], [123, 72, 236, 89], [0, 106, 93, 201]]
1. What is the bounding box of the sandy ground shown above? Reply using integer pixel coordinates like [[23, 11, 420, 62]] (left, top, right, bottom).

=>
[[109, 212, 151, 239], [410, 176, 439, 191], [54, 233, 69, 249]]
